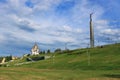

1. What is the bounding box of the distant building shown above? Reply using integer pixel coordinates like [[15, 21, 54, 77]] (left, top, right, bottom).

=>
[[31, 43, 40, 55], [11, 56, 18, 60], [0, 57, 6, 64]]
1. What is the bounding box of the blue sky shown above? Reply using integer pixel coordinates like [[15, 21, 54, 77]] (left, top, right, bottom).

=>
[[0, 0, 120, 56]]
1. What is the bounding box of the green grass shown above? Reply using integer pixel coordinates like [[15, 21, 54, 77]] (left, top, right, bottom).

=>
[[19, 43, 120, 70], [0, 67, 120, 80], [0, 43, 120, 80]]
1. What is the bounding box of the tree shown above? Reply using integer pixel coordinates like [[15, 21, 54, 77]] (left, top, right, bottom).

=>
[[54, 48, 62, 54], [47, 49, 51, 53], [0, 57, 3, 62], [43, 51, 46, 54], [40, 51, 46, 54], [5, 55, 12, 62]]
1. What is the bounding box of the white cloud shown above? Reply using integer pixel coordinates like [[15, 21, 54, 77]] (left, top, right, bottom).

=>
[[101, 29, 120, 35], [32, 0, 61, 11], [0, 0, 119, 56], [0, 35, 5, 43]]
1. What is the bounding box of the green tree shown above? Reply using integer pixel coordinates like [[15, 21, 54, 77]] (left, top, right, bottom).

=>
[[47, 49, 51, 54], [43, 51, 46, 54], [54, 48, 62, 54], [5, 55, 12, 62]]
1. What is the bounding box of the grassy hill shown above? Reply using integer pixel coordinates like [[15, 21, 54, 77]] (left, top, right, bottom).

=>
[[0, 43, 120, 80], [19, 43, 120, 70]]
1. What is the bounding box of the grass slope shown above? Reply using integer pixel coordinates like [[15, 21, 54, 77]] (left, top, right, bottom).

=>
[[20, 43, 120, 70], [0, 43, 120, 80]]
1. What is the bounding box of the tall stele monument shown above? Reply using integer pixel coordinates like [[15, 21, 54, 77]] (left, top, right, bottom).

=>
[[90, 13, 94, 48], [31, 43, 40, 55]]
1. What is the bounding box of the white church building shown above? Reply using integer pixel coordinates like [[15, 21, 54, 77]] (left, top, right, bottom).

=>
[[31, 43, 40, 55]]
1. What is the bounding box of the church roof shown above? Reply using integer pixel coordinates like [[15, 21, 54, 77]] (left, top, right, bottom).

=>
[[31, 43, 39, 51]]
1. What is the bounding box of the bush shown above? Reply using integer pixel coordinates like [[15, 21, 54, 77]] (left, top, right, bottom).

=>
[[32, 56, 45, 61], [54, 48, 62, 54], [26, 56, 45, 61]]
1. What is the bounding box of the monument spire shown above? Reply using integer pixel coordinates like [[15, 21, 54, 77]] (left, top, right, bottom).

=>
[[90, 13, 94, 48]]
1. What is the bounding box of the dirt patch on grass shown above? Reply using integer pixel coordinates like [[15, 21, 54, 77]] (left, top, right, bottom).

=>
[[88, 78, 120, 80], [0, 75, 10, 80]]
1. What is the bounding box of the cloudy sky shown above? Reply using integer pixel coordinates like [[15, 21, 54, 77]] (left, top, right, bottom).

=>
[[0, 0, 120, 56]]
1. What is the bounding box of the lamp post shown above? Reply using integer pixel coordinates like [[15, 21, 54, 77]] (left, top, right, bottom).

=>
[[65, 43, 67, 50]]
